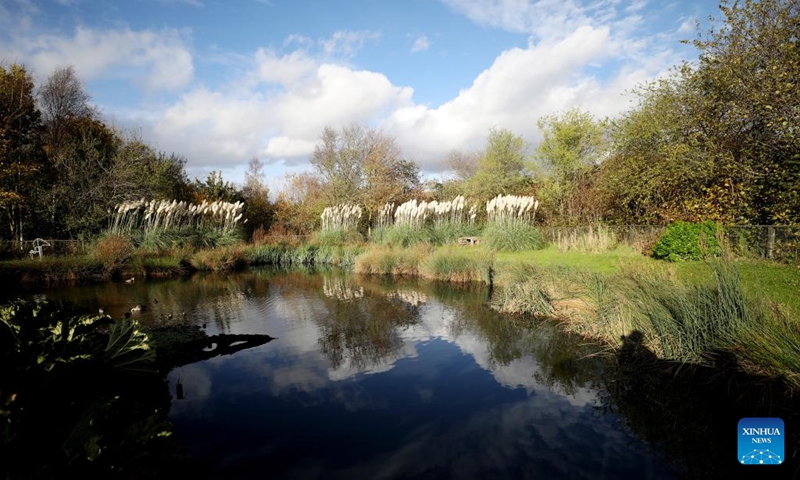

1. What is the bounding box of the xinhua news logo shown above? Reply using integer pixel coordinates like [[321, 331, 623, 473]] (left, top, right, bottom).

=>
[[739, 417, 784, 465]]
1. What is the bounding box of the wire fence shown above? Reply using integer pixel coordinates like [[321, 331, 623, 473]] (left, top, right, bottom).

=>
[[0, 239, 90, 260], [541, 225, 800, 263]]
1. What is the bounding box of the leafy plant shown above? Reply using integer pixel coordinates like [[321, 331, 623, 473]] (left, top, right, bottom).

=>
[[652, 221, 722, 261]]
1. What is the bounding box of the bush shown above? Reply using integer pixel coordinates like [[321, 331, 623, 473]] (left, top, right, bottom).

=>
[[652, 221, 722, 261], [92, 235, 134, 272]]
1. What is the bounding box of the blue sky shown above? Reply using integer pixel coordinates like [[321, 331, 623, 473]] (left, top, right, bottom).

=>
[[0, 0, 719, 191]]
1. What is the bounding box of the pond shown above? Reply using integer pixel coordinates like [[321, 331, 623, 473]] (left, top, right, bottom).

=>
[[4, 269, 797, 479]]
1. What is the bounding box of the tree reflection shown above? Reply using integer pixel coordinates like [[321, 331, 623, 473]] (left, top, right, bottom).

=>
[[316, 275, 420, 370]]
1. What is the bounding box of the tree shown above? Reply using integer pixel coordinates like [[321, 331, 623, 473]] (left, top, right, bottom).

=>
[[192, 170, 241, 203], [272, 172, 325, 235], [534, 109, 608, 224], [242, 157, 273, 237], [599, 0, 800, 225], [0, 63, 47, 240], [310, 124, 420, 226], [688, 0, 800, 223], [464, 128, 532, 204], [38, 65, 94, 154]]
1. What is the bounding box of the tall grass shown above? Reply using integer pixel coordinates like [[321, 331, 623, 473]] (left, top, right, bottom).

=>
[[482, 223, 544, 252], [420, 245, 494, 283], [321, 204, 362, 232], [482, 195, 543, 252], [554, 226, 618, 253], [110, 198, 245, 249], [353, 244, 432, 275]]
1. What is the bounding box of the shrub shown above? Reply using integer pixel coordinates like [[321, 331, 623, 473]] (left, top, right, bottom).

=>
[[189, 245, 245, 271], [92, 234, 134, 272], [652, 221, 723, 261]]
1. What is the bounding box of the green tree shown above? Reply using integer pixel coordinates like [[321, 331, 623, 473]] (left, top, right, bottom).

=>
[[464, 128, 531, 204], [534, 109, 607, 224], [600, 0, 800, 225], [192, 170, 241, 203], [0, 63, 48, 241], [689, 0, 800, 223]]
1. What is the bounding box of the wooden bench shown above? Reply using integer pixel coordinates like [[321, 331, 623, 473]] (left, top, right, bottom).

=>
[[457, 237, 481, 246]]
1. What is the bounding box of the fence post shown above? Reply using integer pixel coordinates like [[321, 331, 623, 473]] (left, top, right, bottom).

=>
[[766, 226, 775, 259]]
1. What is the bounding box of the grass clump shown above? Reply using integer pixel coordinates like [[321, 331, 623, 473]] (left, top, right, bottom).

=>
[[314, 228, 364, 247], [482, 223, 544, 252], [421, 245, 494, 283], [354, 244, 431, 275]]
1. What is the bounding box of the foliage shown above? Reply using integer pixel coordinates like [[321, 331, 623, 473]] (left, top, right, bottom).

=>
[[553, 226, 619, 253], [242, 157, 273, 237], [189, 245, 246, 271], [311, 124, 420, 226], [0, 299, 181, 478], [600, 0, 800, 225], [315, 227, 364, 247], [652, 221, 723, 261]]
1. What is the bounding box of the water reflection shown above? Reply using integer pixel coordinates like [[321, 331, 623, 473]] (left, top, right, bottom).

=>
[[21, 269, 680, 478]]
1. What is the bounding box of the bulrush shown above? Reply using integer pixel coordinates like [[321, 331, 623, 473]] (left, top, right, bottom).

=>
[[321, 204, 363, 232]]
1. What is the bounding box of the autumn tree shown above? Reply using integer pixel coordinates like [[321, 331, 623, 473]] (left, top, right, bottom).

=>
[[0, 63, 47, 240], [689, 0, 800, 223], [272, 172, 325, 235], [311, 124, 420, 227]]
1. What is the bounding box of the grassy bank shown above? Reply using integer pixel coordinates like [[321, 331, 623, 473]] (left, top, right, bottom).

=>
[[2, 237, 799, 390]]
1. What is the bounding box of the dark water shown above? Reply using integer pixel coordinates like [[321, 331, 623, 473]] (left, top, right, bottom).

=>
[[8, 269, 800, 479]]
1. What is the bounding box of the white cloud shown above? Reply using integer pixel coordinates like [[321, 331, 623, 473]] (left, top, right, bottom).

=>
[[253, 48, 316, 86], [383, 25, 631, 168], [411, 34, 430, 53], [320, 29, 380, 58], [0, 26, 194, 91], [148, 57, 413, 168]]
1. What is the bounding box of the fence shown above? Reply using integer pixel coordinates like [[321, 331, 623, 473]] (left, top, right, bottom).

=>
[[1, 226, 798, 263], [0, 239, 90, 260], [540, 225, 800, 263]]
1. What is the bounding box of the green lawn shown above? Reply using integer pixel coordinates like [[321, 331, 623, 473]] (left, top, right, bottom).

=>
[[496, 245, 648, 275]]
